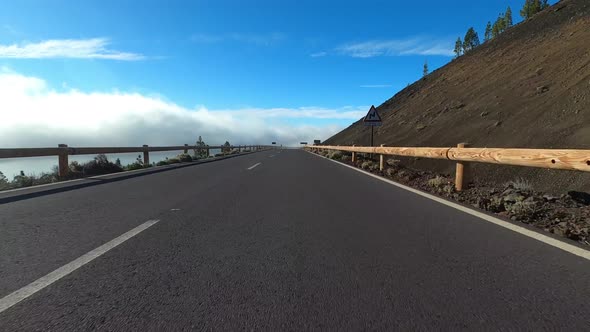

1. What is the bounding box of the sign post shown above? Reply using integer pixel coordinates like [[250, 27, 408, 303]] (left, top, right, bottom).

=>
[[363, 105, 382, 151]]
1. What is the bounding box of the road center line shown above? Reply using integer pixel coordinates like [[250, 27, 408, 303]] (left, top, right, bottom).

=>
[[247, 162, 261, 170], [0, 219, 160, 314]]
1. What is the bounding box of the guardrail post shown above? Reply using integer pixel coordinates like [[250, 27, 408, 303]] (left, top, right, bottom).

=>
[[58, 144, 69, 177], [379, 144, 385, 171], [207, 147, 210, 157], [455, 142, 470, 191], [352, 144, 356, 163], [184, 144, 188, 154], [143, 145, 150, 166]]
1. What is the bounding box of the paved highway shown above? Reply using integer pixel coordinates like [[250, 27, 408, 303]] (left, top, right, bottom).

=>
[[1, 149, 589, 330]]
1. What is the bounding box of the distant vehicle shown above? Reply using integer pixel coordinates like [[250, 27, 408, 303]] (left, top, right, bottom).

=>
[[300, 142, 308, 145], [314, 140, 321, 145], [272, 142, 276, 145]]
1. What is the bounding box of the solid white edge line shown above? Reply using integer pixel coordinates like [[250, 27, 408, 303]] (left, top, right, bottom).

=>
[[306, 150, 590, 261], [0, 219, 160, 313], [247, 162, 261, 170]]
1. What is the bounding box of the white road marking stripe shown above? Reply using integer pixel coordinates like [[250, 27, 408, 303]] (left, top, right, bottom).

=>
[[269, 155, 275, 158], [247, 163, 261, 170], [308, 151, 590, 261], [0, 219, 160, 313]]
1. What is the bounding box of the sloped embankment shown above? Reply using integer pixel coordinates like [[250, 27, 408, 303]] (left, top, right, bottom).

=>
[[325, 0, 590, 193]]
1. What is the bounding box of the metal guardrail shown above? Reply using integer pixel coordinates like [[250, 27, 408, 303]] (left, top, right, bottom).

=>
[[306, 144, 590, 191], [0, 144, 268, 177]]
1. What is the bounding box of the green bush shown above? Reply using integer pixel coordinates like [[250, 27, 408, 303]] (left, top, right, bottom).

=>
[[177, 153, 193, 162], [156, 160, 169, 166], [126, 162, 144, 171], [168, 158, 180, 164], [0, 171, 10, 190], [83, 154, 124, 175]]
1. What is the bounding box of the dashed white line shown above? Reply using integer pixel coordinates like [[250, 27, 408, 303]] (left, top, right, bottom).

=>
[[0, 219, 160, 313], [247, 162, 261, 170]]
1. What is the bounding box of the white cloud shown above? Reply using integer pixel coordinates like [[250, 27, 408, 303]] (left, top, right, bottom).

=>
[[191, 32, 285, 46], [0, 38, 145, 60], [337, 38, 454, 58], [0, 70, 364, 148]]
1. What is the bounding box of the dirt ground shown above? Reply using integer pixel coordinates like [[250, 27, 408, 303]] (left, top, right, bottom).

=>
[[325, 0, 590, 194]]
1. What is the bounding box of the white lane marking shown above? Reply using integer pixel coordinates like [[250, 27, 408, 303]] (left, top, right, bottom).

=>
[[0, 219, 160, 313], [269, 155, 275, 158], [307, 151, 590, 261], [247, 163, 261, 170]]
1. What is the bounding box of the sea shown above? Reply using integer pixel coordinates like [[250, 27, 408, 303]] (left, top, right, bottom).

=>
[[0, 149, 222, 179]]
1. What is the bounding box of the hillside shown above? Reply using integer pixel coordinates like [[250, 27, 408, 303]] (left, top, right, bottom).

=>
[[325, 0, 590, 193]]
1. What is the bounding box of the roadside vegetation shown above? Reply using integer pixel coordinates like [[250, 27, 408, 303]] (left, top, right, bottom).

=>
[[453, 0, 549, 59], [313, 149, 590, 246], [0, 136, 249, 192]]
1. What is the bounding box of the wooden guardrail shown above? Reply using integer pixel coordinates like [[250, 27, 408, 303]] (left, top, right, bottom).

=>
[[306, 144, 590, 191], [0, 144, 268, 177]]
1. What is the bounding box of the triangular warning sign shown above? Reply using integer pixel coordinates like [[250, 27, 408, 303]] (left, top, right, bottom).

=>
[[363, 105, 382, 123]]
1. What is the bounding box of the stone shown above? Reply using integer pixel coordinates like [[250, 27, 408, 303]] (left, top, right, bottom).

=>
[[536, 86, 549, 94], [542, 194, 558, 202], [568, 191, 590, 205]]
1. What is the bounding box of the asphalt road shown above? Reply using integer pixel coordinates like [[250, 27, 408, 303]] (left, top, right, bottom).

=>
[[1, 149, 589, 330]]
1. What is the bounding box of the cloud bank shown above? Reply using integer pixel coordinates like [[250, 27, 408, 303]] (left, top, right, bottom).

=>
[[0, 69, 365, 148], [337, 38, 454, 58], [0, 38, 144, 60]]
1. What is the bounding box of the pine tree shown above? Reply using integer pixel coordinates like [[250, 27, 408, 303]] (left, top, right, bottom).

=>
[[222, 141, 231, 154], [463, 27, 480, 53], [194, 135, 208, 159], [492, 14, 507, 38], [423, 60, 429, 77], [484, 21, 492, 42], [521, 0, 547, 19], [505, 6, 513, 28], [454, 37, 463, 58]]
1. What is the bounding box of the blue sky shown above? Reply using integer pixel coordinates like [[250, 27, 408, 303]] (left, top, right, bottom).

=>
[[0, 0, 550, 146]]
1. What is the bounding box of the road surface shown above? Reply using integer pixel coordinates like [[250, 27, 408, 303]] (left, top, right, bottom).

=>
[[1, 149, 589, 330]]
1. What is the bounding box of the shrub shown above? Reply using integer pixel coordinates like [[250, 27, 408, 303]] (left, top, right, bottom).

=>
[[361, 161, 374, 170], [83, 154, 124, 176], [126, 162, 144, 171], [167, 158, 180, 164], [386, 159, 401, 167], [12, 171, 34, 188], [0, 171, 10, 190], [156, 160, 169, 166], [341, 155, 352, 162], [214, 153, 224, 157], [328, 151, 343, 160], [177, 153, 193, 162], [504, 178, 533, 192], [428, 176, 446, 188], [386, 168, 396, 177]]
